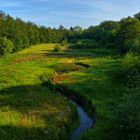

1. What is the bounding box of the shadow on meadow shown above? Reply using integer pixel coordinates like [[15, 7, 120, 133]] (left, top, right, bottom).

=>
[[43, 48, 115, 59], [0, 125, 47, 140], [0, 85, 69, 140]]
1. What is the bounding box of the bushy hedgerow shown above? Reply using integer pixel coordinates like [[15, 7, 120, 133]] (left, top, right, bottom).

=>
[[113, 53, 140, 89], [60, 39, 68, 47], [70, 41, 100, 49], [108, 88, 140, 140], [0, 37, 14, 55], [53, 44, 62, 52], [123, 37, 140, 55], [107, 53, 140, 140]]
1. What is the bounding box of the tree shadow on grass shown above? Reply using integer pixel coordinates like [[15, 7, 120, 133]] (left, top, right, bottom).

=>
[[0, 85, 68, 140], [43, 48, 116, 59], [44, 49, 98, 59], [0, 125, 47, 140], [0, 85, 50, 112]]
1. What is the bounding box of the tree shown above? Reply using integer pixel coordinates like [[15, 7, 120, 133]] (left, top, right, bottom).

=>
[[134, 12, 140, 20], [109, 89, 140, 140], [0, 37, 13, 55], [117, 17, 140, 53]]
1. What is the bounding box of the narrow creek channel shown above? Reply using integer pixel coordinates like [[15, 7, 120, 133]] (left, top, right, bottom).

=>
[[45, 71, 94, 140], [69, 103, 93, 140]]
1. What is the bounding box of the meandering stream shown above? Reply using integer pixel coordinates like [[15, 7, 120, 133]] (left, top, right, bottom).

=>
[[46, 69, 94, 140], [70, 103, 93, 140], [46, 80, 94, 139]]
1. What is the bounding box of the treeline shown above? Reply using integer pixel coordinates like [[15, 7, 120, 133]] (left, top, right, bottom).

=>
[[0, 11, 63, 55], [0, 10, 140, 55], [0, 10, 84, 55], [74, 12, 140, 54]]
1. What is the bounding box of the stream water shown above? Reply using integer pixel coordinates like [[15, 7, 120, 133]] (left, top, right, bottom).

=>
[[70, 104, 93, 140]]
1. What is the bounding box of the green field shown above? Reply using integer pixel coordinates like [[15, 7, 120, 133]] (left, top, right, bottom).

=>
[[0, 44, 139, 140]]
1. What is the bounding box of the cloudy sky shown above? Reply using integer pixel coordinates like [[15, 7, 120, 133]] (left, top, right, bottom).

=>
[[0, 0, 140, 28]]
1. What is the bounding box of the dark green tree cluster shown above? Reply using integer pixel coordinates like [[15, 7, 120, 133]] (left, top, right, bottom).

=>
[[117, 17, 140, 54], [82, 21, 120, 48], [78, 12, 140, 54], [0, 11, 67, 55]]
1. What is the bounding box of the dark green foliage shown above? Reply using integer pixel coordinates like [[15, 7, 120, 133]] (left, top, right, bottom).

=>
[[113, 53, 140, 88], [1, 10, 140, 55], [0, 11, 67, 55], [81, 14, 140, 54], [117, 17, 140, 54], [134, 12, 140, 20], [54, 44, 62, 52], [60, 39, 68, 46], [108, 89, 140, 140], [107, 54, 140, 140], [69, 39, 100, 49], [0, 37, 13, 55], [82, 21, 120, 49]]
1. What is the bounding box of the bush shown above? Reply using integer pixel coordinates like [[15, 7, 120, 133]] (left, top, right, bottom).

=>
[[60, 39, 68, 46], [0, 37, 14, 55], [108, 88, 140, 140], [70, 41, 100, 49], [124, 37, 140, 54], [104, 43, 116, 49], [53, 44, 62, 52], [113, 53, 140, 89], [108, 53, 140, 139], [122, 53, 140, 88]]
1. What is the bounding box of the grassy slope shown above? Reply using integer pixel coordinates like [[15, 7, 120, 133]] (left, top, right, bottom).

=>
[[0, 44, 73, 140], [0, 43, 124, 140]]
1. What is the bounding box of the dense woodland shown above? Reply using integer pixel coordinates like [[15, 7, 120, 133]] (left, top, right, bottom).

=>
[[0, 11, 140, 55]]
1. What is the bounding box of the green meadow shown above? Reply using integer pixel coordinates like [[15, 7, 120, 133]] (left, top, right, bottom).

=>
[[0, 43, 139, 140]]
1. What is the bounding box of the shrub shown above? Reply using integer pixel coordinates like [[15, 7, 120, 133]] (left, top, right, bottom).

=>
[[60, 39, 68, 46], [122, 53, 140, 88], [124, 37, 140, 54], [108, 53, 140, 139], [53, 44, 62, 52], [0, 37, 14, 55], [113, 53, 140, 89], [108, 88, 140, 140], [104, 43, 116, 49], [70, 41, 100, 49]]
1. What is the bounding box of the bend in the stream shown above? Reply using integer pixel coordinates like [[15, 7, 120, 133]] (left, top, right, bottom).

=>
[[70, 103, 93, 140]]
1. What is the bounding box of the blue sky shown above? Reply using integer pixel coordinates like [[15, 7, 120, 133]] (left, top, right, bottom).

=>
[[0, 0, 140, 28]]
